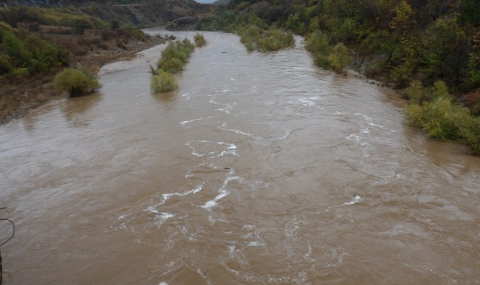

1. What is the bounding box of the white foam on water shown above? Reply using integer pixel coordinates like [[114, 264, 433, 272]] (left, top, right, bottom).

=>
[[143, 184, 204, 213], [144, 206, 159, 214], [346, 134, 361, 142], [180, 116, 214, 126], [186, 140, 239, 158], [154, 212, 175, 228], [201, 170, 246, 214], [344, 194, 361, 205], [273, 129, 290, 141]]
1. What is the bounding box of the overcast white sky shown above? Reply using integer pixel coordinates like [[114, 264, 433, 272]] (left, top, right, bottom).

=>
[[194, 0, 218, 3]]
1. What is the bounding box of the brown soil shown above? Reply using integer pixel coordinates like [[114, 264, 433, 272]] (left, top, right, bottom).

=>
[[0, 29, 170, 125]]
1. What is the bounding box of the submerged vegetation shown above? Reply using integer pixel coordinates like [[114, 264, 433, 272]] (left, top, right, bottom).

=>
[[151, 38, 196, 93], [151, 71, 178, 93], [194, 33, 207, 47]]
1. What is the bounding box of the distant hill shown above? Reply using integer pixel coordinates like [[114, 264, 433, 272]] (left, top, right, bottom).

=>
[[212, 0, 231, 5]]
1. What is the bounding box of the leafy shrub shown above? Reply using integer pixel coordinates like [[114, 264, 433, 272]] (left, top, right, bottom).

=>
[[54, 68, 101, 96], [194, 33, 207, 47], [158, 57, 184, 74], [306, 31, 350, 73], [257, 29, 294, 52], [157, 39, 195, 73], [286, 14, 306, 35], [24, 34, 70, 72], [328, 43, 349, 74], [238, 25, 294, 52], [0, 21, 14, 43], [306, 31, 331, 67], [197, 12, 240, 32], [1, 30, 70, 75], [406, 80, 480, 154], [151, 71, 178, 92]]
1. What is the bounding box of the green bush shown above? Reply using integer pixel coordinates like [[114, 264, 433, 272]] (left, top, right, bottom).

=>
[[54, 68, 101, 96], [238, 26, 294, 52], [197, 12, 240, 32], [194, 33, 207, 47], [0, 21, 14, 43], [306, 31, 350, 73], [328, 43, 349, 74], [158, 57, 184, 74], [151, 71, 178, 92], [306, 31, 331, 68], [406, 80, 480, 154], [157, 39, 195, 73], [1, 30, 70, 76], [257, 29, 294, 52]]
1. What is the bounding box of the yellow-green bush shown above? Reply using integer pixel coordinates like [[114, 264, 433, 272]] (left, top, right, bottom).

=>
[[157, 39, 195, 74], [306, 31, 350, 73], [151, 71, 178, 92], [328, 43, 349, 74], [238, 26, 294, 52], [194, 33, 207, 47], [54, 68, 101, 96], [406, 80, 480, 154]]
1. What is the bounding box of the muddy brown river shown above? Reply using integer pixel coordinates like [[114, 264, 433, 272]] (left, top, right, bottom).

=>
[[1, 30, 480, 284]]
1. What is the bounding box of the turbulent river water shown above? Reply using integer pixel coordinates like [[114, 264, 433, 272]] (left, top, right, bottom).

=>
[[1, 29, 480, 284]]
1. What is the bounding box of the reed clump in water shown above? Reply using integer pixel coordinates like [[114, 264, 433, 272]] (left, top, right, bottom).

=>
[[194, 33, 207, 47], [151, 38, 195, 93], [151, 71, 178, 92]]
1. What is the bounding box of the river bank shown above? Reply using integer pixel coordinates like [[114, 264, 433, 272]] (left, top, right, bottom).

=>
[[0, 31, 170, 125]]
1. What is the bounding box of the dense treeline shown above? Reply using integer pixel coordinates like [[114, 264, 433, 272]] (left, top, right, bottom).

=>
[[199, 0, 480, 154]]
